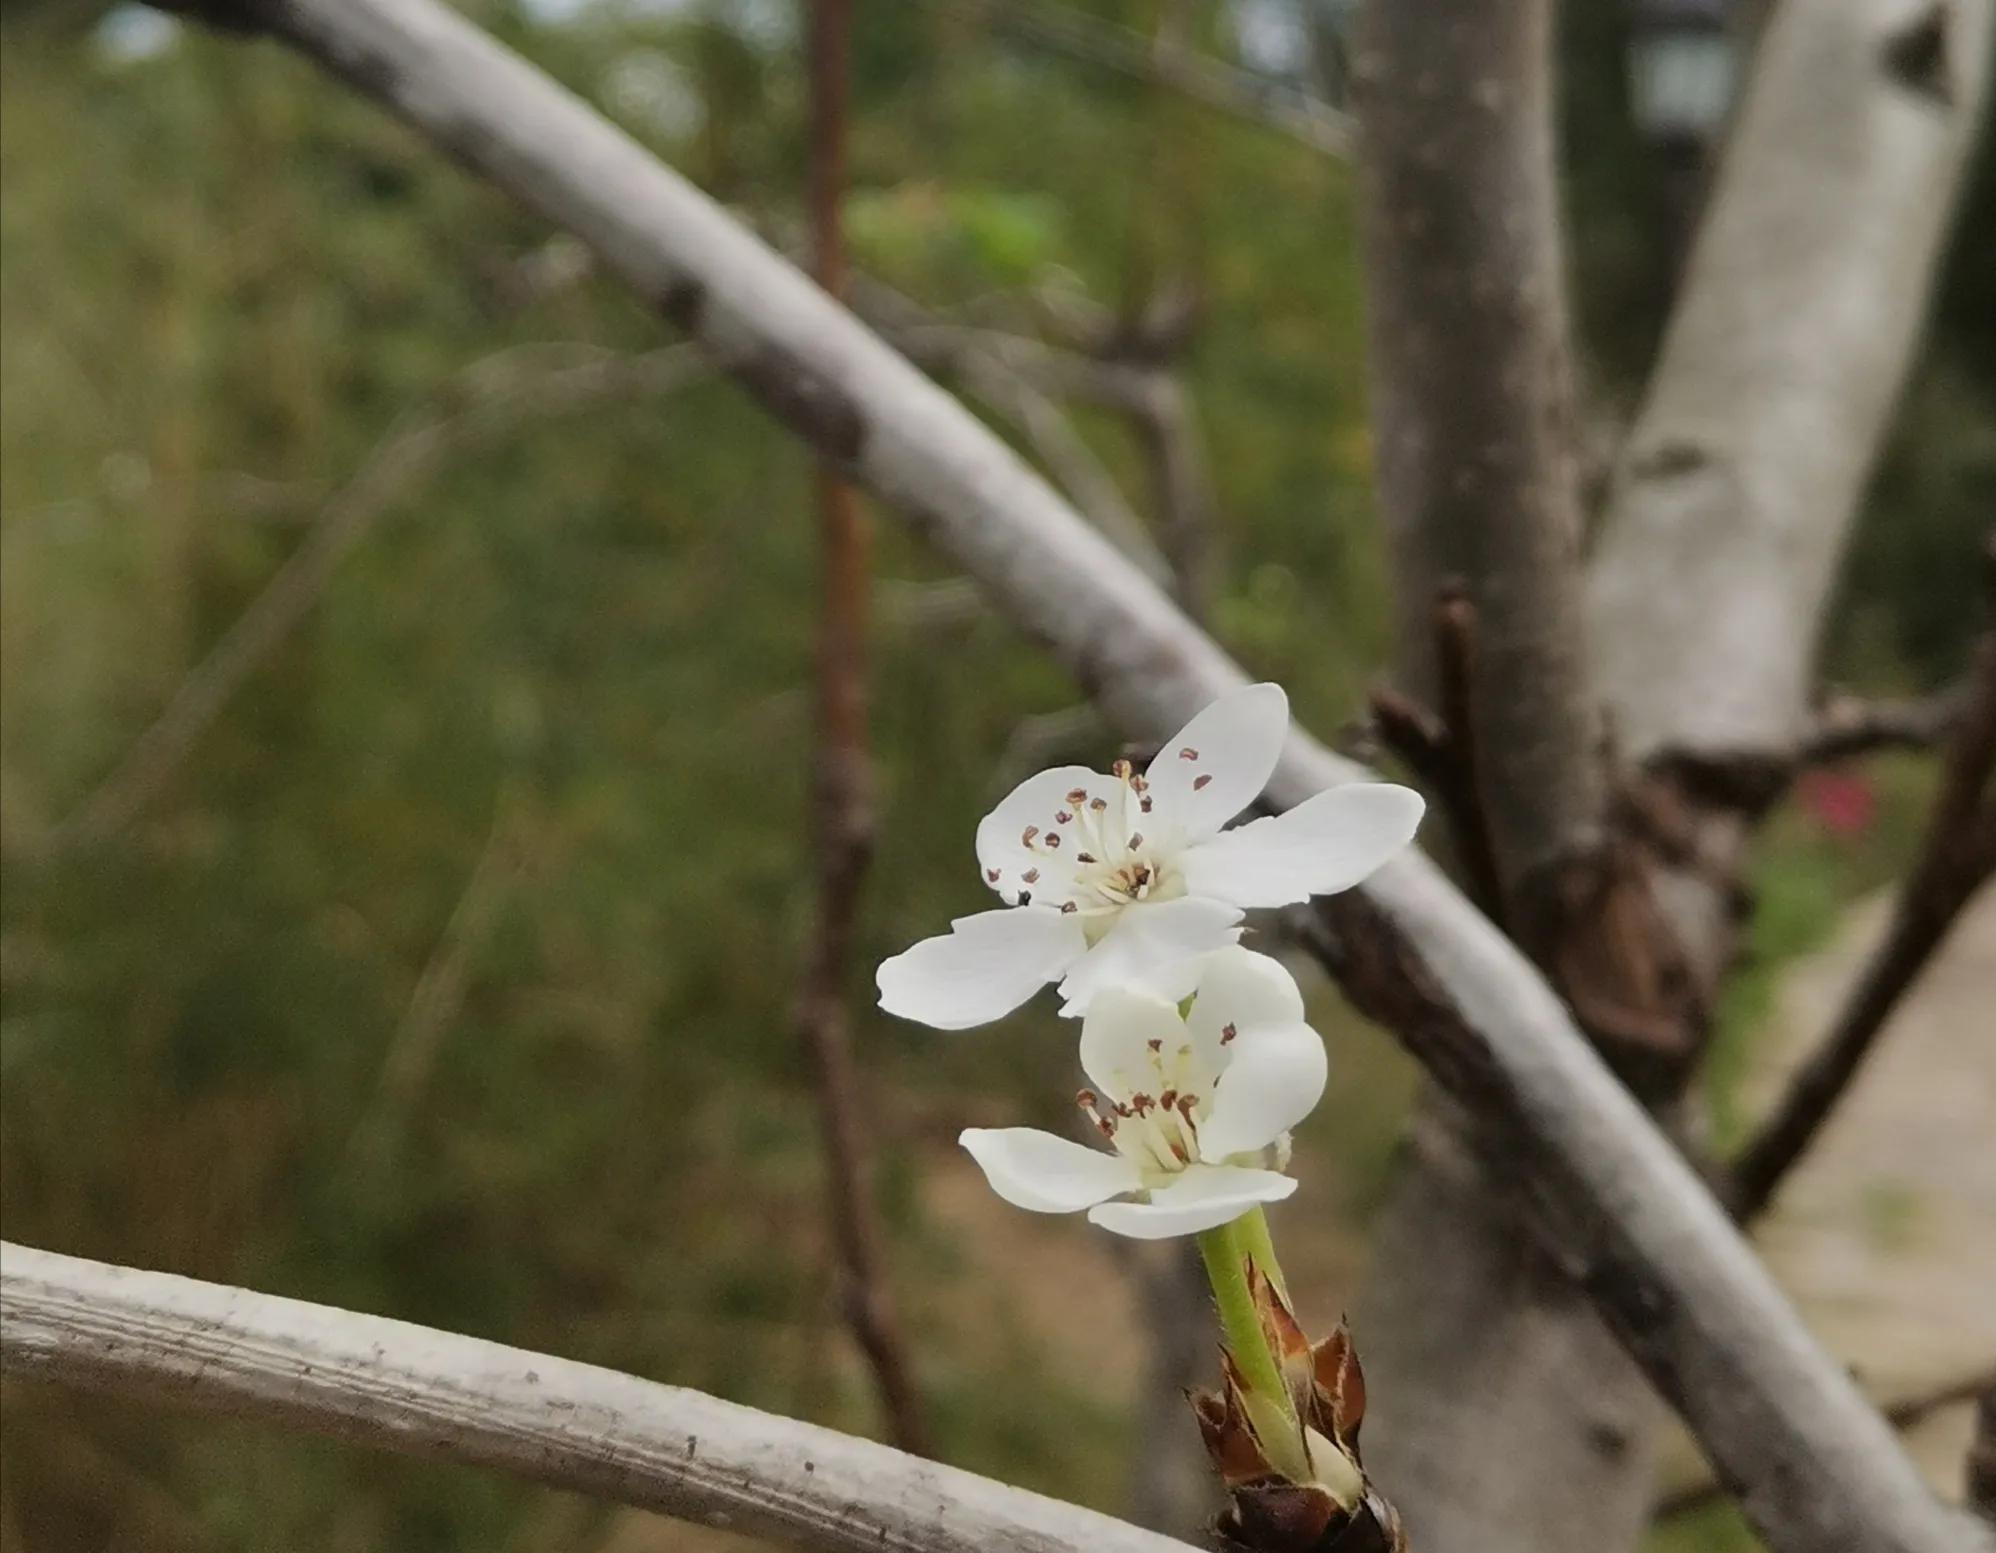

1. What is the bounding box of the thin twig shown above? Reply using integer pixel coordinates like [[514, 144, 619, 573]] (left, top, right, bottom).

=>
[[1727, 632, 1996, 1220], [797, 0, 929, 1459], [43, 344, 705, 853], [1654, 1364, 1996, 1521], [1799, 684, 1975, 766], [1432, 583, 1509, 926], [344, 785, 534, 1175], [917, 0, 1355, 159], [1971, 1385, 1996, 1522], [0, 1242, 1193, 1553]]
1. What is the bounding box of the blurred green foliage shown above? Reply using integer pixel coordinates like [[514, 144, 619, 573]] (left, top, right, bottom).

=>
[[0, 4, 1988, 1551]]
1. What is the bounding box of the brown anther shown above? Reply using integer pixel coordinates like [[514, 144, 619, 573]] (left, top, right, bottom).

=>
[[1140, 796, 1154, 813], [1021, 825, 1039, 846], [1076, 851, 1097, 864], [1158, 1089, 1178, 1110], [1193, 774, 1213, 791], [1044, 833, 1062, 849], [1128, 1093, 1152, 1115], [1111, 758, 1133, 780], [1022, 867, 1040, 883], [1177, 1094, 1199, 1121], [1179, 747, 1200, 760], [1060, 901, 1079, 914], [1131, 773, 1149, 792], [1133, 866, 1151, 888], [1221, 1022, 1237, 1044], [1147, 1038, 1163, 1052], [1056, 810, 1073, 824], [1066, 788, 1088, 805], [1089, 797, 1108, 812], [985, 867, 1001, 882], [1127, 833, 1143, 849]]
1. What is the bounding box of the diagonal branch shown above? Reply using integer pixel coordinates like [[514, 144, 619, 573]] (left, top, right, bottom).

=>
[[142, 4, 1978, 1548], [1727, 631, 1996, 1219], [0, 1241, 1193, 1553]]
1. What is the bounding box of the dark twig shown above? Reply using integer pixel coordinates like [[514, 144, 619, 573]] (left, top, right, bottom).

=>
[[1432, 583, 1509, 926], [1971, 1384, 1996, 1522], [1367, 588, 1510, 927], [1727, 631, 1996, 1220], [1649, 682, 1976, 816], [1799, 684, 1974, 766], [796, 0, 929, 1459], [1655, 1364, 1996, 1521]]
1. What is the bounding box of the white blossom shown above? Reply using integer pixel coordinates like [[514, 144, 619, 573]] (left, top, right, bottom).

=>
[[959, 948, 1327, 1239], [877, 683, 1422, 1028]]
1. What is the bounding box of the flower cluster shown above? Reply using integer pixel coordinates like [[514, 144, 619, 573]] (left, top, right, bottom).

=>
[[878, 683, 1423, 1240]]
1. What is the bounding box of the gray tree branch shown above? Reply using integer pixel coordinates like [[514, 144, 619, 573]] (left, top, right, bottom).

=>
[[0, 1241, 1193, 1553], [135, 3, 1983, 1549]]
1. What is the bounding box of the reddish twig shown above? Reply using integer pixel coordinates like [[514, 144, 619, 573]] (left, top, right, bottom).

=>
[[1727, 630, 1996, 1220], [796, 0, 929, 1458]]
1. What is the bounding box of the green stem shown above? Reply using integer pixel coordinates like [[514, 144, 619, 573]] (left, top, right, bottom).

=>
[[1234, 1205, 1289, 1304], [1197, 1210, 1309, 1486]]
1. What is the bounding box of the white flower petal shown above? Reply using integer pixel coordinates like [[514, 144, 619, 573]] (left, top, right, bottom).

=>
[[1085, 1164, 1297, 1240], [877, 906, 1088, 1030], [1198, 1021, 1327, 1161], [973, 764, 1100, 904], [1077, 987, 1186, 1103], [1178, 783, 1424, 908], [1141, 683, 1289, 843], [1054, 895, 1244, 1017], [1185, 946, 1308, 1076], [960, 1127, 1142, 1213]]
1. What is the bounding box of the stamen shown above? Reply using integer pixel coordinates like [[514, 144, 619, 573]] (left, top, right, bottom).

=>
[[1089, 797, 1108, 812], [1066, 788, 1088, 805], [1127, 833, 1143, 850], [1131, 773, 1149, 793], [1146, 1038, 1163, 1052], [1060, 901, 1078, 914], [1140, 796, 1154, 813], [1221, 1022, 1237, 1044], [1022, 868, 1040, 883], [1076, 852, 1097, 864], [1158, 1089, 1178, 1111], [1179, 747, 1200, 761], [1193, 774, 1213, 791], [1128, 1092, 1153, 1115], [1111, 758, 1133, 780], [1044, 833, 1062, 849], [985, 868, 1001, 882], [1017, 891, 1032, 906], [1056, 810, 1073, 824], [1021, 825, 1039, 846]]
